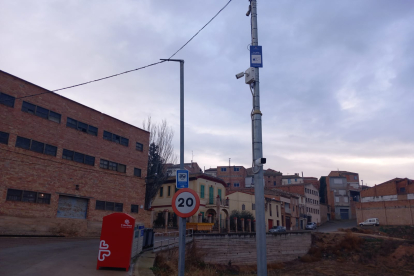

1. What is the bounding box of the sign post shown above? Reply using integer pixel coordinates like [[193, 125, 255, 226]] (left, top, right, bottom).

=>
[[176, 170, 189, 189], [250, 45, 263, 68], [172, 188, 200, 218]]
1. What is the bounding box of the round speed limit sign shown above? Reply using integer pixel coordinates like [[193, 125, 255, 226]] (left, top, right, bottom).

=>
[[172, 188, 200, 218]]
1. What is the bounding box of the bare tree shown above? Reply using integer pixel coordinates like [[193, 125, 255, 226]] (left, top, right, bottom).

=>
[[143, 117, 177, 165], [143, 117, 177, 209]]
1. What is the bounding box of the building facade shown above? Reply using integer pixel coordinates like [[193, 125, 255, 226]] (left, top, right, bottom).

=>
[[0, 70, 150, 236], [356, 178, 414, 225], [216, 165, 247, 190], [151, 174, 230, 230], [227, 191, 282, 232], [281, 174, 303, 185], [321, 171, 361, 220], [204, 168, 217, 177], [166, 162, 203, 177], [273, 183, 321, 225]]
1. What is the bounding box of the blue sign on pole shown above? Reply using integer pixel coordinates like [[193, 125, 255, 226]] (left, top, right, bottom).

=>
[[176, 169, 189, 189], [250, 45, 263, 68]]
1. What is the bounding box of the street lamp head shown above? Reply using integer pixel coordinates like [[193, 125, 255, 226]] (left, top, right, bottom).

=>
[[235, 72, 245, 79]]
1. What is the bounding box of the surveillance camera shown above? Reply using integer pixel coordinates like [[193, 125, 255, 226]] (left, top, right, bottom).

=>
[[254, 158, 266, 166], [235, 72, 245, 79]]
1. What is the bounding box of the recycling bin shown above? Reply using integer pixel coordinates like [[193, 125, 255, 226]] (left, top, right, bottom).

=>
[[96, 213, 144, 271]]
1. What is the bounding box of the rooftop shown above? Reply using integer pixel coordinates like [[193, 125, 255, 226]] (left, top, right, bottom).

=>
[[0, 70, 149, 133]]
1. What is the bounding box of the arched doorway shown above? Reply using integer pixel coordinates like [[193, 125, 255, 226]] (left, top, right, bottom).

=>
[[206, 209, 216, 223]]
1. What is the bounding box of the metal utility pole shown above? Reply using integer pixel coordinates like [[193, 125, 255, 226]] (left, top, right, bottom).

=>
[[249, 0, 267, 275], [160, 58, 186, 276]]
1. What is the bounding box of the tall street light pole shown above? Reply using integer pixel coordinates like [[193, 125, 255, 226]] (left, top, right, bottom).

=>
[[250, 1, 267, 275], [160, 58, 185, 276]]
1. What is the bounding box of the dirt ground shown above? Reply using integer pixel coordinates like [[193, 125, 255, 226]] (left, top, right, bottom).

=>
[[341, 225, 414, 241], [153, 230, 414, 276]]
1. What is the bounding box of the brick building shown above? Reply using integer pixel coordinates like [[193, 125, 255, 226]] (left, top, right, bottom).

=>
[[0, 70, 150, 236], [217, 165, 248, 190], [245, 168, 283, 188], [303, 177, 320, 190], [356, 178, 414, 225], [320, 171, 361, 220], [165, 162, 203, 177]]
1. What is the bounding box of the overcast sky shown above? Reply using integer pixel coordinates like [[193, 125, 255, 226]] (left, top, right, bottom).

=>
[[1, 0, 413, 186]]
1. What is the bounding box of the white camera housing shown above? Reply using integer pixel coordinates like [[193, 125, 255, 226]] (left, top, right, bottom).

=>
[[235, 72, 245, 79], [245, 67, 256, 84], [254, 158, 266, 166]]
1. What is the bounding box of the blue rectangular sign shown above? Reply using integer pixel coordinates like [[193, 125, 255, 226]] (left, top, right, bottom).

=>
[[250, 45, 263, 68], [176, 169, 189, 189]]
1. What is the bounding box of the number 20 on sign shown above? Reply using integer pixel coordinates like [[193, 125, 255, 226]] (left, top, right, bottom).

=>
[[172, 188, 200, 218]]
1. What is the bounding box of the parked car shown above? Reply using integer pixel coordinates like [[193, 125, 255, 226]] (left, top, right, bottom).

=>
[[306, 222, 317, 230], [359, 218, 379, 226], [269, 226, 286, 233]]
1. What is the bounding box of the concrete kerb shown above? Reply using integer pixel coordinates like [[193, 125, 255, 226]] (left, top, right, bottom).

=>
[[133, 250, 156, 276]]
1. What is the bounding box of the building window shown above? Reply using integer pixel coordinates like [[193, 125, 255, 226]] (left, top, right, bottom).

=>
[[96, 200, 123, 211], [115, 203, 123, 212], [0, 131, 9, 145], [15, 136, 30, 150], [21, 101, 61, 123], [269, 203, 272, 216], [6, 189, 50, 204], [100, 159, 126, 173], [66, 117, 98, 136], [159, 187, 164, 197], [276, 205, 279, 217], [131, 204, 139, 213], [354, 176, 357, 180], [209, 186, 214, 204], [234, 183, 240, 187], [273, 181, 276, 186], [221, 168, 226, 172], [234, 167, 240, 171], [335, 196, 339, 203], [288, 179, 291, 184], [134, 168, 142, 177], [168, 186, 171, 196], [15, 136, 57, 156], [62, 149, 95, 166], [96, 200, 105, 210], [0, 92, 15, 107], [200, 185, 205, 198], [400, 187, 406, 193], [252, 203, 256, 210], [344, 196, 349, 203], [242, 204, 245, 211], [103, 130, 129, 146], [218, 189, 222, 200], [136, 142, 143, 151]]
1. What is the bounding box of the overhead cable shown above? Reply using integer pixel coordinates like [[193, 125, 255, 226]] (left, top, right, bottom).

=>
[[4, 0, 233, 103]]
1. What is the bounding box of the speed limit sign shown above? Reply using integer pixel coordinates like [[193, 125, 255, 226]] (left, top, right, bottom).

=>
[[172, 188, 200, 218]]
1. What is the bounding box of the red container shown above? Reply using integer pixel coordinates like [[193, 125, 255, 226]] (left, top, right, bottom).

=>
[[97, 213, 135, 271]]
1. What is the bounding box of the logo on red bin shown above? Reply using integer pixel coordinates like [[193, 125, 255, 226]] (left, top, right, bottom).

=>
[[121, 219, 132, 228], [98, 240, 111, 261]]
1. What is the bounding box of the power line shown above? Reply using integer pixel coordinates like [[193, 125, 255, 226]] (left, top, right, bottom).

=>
[[167, 0, 233, 60], [1, 0, 233, 104]]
